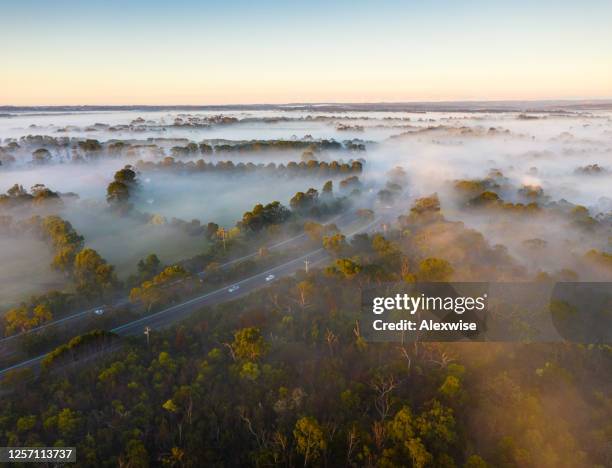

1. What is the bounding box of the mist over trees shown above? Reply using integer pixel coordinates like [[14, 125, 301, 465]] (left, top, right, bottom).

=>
[[0, 107, 611, 466]]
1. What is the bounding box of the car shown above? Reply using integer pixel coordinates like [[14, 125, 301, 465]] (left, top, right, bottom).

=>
[[93, 306, 106, 316], [265, 274, 275, 282], [228, 285, 240, 293]]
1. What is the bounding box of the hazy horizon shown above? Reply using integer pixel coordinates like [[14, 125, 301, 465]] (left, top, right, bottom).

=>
[[3, 98, 612, 113]]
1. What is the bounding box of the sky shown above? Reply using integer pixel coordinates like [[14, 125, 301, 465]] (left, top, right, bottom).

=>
[[1, 0, 611, 105]]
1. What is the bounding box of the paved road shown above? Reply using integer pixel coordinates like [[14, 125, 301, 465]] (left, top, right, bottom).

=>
[[0, 215, 384, 378], [0, 211, 352, 346], [113, 249, 329, 336]]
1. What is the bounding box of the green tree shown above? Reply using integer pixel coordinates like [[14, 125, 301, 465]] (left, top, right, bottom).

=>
[[129, 265, 188, 311], [414, 400, 457, 453], [121, 439, 149, 468], [327, 257, 362, 279], [40, 216, 84, 272], [322, 180, 333, 195], [162, 399, 179, 413], [439, 375, 462, 402], [16, 415, 37, 432], [239, 362, 261, 380], [32, 148, 51, 164], [4, 303, 52, 335], [293, 416, 326, 466], [323, 233, 347, 256], [418, 258, 454, 282], [231, 327, 269, 362], [290, 189, 318, 213], [73, 248, 119, 298], [464, 455, 488, 468], [239, 201, 291, 233], [56, 408, 81, 438], [407, 437, 433, 468], [137, 254, 161, 280], [106, 165, 138, 210], [106, 180, 130, 205], [114, 166, 137, 185], [387, 406, 415, 439], [31, 184, 61, 205]]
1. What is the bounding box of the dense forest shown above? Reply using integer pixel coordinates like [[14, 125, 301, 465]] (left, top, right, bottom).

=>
[[1, 194, 610, 467]]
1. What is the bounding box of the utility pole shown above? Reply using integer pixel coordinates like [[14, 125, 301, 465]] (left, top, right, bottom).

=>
[[218, 227, 227, 251], [144, 326, 151, 347], [304, 259, 310, 273]]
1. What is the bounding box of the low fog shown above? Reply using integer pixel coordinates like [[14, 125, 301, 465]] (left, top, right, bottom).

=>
[[1, 107, 611, 310], [0, 237, 65, 307], [363, 113, 611, 275]]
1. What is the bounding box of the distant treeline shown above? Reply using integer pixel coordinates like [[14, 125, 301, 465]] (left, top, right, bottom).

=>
[[163, 139, 365, 157], [0, 136, 366, 167], [135, 158, 363, 176], [199, 139, 364, 153]]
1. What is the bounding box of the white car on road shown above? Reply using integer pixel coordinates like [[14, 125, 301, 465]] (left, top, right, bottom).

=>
[[265, 274, 275, 282], [93, 306, 106, 316], [228, 285, 240, 293]]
